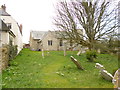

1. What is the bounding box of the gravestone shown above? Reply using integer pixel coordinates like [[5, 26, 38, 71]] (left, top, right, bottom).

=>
[[63, 40, 68, 56], [42, 49, 44, 58], [77, 50, 81, 56], [100, 70, 113, 81], [95, 63, 113, 81], [70, 56, 84, 70], [112, 69, 120, 89], [95, 63, 105, 70]]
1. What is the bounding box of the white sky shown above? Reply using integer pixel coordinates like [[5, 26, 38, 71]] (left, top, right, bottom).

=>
[[0, 0, 58, 43], [0, 0, 119, 43]]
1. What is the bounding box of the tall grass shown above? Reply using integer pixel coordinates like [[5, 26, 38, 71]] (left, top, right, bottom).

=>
[[2, 49, 118, 88]]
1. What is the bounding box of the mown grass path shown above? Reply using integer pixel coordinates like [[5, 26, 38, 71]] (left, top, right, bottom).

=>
[[2, 49, 118, 88]]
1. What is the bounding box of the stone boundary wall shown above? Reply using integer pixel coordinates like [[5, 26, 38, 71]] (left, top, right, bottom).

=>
[[0, 46, 9, 72]]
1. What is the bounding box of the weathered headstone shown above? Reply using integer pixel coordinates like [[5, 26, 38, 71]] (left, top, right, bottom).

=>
[[95, 63, 113, 81], [95, 63, 105, 70], [77, 45, 83, 56], [70, 56, 84, 70], [63, 41, 67, 56], [42, 49, 44, 58], [112, 69, 120, 89], [97, 49, 101, 54], [64, 49, 66, 56], [100, 69, 113, 81], [77, 50, 81, 56]]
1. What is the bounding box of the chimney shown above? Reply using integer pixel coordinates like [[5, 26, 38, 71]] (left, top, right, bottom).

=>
[[1, 4, 6, 11], [19, 24, 23, 34]]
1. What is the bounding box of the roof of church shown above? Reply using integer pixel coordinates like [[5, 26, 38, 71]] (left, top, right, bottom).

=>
[[31, 31, 47, 40]]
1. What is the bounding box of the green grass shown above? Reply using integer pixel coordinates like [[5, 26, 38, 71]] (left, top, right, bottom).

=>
[[2, 49, 118, 88]]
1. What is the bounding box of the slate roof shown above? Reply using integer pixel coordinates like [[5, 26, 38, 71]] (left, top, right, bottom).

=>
[[31, 31, 47, 40], [54, 31, 69, 39], [0, 8, 10, 16]]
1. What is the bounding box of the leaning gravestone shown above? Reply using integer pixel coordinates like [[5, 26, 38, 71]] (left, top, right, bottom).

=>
[[112, 69, 120, 89], [95, 63, 113, 81], [100, 69, 113, 81], [70, 56, 84, 70], [95, 63, 105, 70], [77, 50, 81, 56]]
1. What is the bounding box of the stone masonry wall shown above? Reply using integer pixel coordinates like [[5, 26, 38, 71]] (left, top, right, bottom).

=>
[[0, 46, 9, 72]]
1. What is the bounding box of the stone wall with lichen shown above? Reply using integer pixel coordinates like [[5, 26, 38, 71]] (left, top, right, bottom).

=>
[[0, 45, 9, 72]]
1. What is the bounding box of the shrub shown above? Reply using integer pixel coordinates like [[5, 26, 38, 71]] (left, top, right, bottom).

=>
[[9, 45, 18, 60], [86, 50, 97, 62]]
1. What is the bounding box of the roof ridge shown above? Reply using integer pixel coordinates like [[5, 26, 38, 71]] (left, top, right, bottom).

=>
[[31, 31, 48, 40]]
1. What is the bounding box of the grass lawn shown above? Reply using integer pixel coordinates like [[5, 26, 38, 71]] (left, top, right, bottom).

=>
[[2, 49, 118, 88]]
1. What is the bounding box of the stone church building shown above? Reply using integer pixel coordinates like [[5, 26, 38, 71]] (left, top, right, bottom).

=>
[[29, 30, 83, 51]]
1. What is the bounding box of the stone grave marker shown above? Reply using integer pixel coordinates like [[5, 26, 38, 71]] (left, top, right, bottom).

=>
[[112, 69, 120, 89], [70, 56, 84, 70], [95, 63, 113, 81], [100, 69, 113, 81], [42, 49, 44, 58], [77, 50, 81, 56]]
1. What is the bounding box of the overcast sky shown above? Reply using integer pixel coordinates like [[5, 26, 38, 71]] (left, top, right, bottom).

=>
[[0, 0, 119, 43], [0, 0, 58, 43]]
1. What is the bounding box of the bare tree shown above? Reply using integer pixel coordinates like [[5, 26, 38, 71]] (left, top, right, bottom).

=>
[[53, 0, 118, 50]]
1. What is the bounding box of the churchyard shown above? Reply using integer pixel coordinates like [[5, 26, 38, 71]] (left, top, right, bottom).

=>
[[1, 49, 118, 88]]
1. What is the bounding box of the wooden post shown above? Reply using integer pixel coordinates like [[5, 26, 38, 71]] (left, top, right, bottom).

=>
[[70, 56, 84, 70]]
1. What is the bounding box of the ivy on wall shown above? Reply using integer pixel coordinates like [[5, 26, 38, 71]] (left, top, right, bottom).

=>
[[8, 39, 18, 60], [9, 45, 18, 60]]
